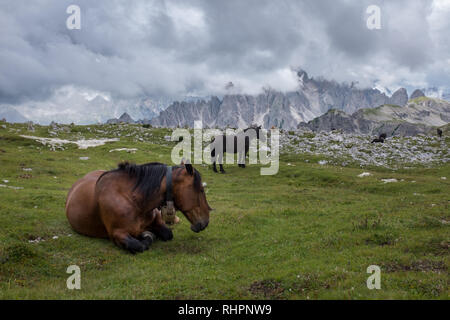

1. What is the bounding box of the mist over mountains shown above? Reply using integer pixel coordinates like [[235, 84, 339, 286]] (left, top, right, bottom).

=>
[[148, 70, 448, 130], [1, 70, 450, 131], [0, 86, 172, 125]]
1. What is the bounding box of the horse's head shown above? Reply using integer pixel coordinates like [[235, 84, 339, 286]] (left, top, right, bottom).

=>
[[172, 162, 212, 233]]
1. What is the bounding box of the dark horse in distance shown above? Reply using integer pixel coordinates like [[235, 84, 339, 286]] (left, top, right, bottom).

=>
[[65, 161, 212, 253], [210, 125, 262, 173], [371, 133, 387, 143]]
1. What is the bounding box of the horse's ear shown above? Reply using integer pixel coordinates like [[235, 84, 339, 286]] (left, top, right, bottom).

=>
[[183, 159, 193, 175], [185, 163, 193, 176]]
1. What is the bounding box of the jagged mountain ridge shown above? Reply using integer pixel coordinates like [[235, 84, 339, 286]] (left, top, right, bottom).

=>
[[297, 97, 450, 136], [149, 70, 410, 129]]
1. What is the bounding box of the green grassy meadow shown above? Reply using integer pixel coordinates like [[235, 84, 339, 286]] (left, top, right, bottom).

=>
[[0, 122, 448, 299]]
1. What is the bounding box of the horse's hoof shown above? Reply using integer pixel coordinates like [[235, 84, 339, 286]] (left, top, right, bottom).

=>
[[220, 171, 226, 174], [125, 236, 146, 254], [158, 227, 173, 241]]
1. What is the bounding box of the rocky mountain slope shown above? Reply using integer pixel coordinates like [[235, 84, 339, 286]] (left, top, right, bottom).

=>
[[149, 70, 410, 129], [298, 97, 450, 136]]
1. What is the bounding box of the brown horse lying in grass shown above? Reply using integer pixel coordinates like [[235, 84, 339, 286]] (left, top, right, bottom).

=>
[[65, 161, 212, 253]]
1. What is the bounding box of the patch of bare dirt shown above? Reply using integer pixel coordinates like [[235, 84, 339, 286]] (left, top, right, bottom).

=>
[[249, 280, 285, 299], [383, 260, 447, 273]]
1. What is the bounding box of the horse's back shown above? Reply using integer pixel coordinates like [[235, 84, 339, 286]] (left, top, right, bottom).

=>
[[66, 170, 108, 238]]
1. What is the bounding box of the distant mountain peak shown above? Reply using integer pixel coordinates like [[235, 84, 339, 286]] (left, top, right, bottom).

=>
[[390, 88, 408, 106], [107, 112, 135, 124], [119, 112, 133, 121], [410, 89, 425, 100], [297, 69, 309, 81]]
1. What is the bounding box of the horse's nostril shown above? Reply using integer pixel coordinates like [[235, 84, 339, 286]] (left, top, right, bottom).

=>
[[190, 221, 208, 233], [191, 223, 202, 233]]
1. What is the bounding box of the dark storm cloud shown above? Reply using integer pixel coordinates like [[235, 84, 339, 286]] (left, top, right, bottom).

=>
[[0, 0, 448, 105]]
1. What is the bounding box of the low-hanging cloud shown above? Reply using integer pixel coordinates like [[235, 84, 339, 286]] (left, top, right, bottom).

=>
[[0, 0, 449, 107]]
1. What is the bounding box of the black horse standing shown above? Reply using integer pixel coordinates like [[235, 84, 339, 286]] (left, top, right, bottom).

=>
[[210, 125, 262, 173]]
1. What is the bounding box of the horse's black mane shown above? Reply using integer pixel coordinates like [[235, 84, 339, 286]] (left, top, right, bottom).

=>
[[99, 161, 202, 199]]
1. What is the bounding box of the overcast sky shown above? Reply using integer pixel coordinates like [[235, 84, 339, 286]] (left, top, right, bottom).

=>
[[1, 0, 449, 106]]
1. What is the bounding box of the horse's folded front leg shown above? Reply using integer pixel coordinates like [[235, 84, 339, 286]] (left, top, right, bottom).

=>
[[149, 209, 174, 241], [111, 229, 146, 254], [152, 224, 173, 241]]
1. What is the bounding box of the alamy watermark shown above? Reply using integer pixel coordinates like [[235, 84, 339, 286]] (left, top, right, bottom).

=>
[[66, 5, 81, 30], [366, 5, 381, 30], [366, 265, 381, 289], [66, 264, 81, 289]]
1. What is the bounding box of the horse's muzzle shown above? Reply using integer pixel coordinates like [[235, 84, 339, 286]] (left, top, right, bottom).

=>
[[190, 220, 209, 233]]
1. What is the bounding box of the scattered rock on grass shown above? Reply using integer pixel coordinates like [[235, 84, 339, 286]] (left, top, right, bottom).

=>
[[0, 184, 23, 190], [381, 179, 398, 183], [358, 172, 371, 177], [28, 236, 45, 243], [109, 148, 138, 153]]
